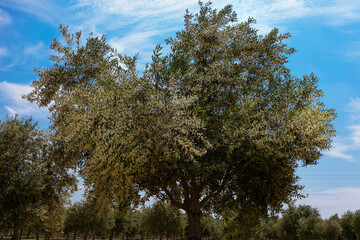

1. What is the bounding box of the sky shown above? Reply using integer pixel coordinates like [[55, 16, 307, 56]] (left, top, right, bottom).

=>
[[1, 0, 360, 218]]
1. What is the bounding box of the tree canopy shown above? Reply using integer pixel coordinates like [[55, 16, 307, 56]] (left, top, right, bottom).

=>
[[27, 2, 336, 239]]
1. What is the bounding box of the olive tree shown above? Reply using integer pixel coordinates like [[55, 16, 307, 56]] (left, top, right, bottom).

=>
[[26, 2, 335, 239], [140, 201, 184, 239], [0, 116, 72, 240]]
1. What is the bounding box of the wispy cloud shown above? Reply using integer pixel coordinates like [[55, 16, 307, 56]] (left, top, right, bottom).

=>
[[73, 0, 197, 25], [326, 97, 360, 161], [0, 8, 11, 27], [72, 0, 360, 31], [66, 0, 360, 66], [0, 46, 8, 57], [0, 81, 48, 118], [299, 187, 360, 218], [110, 30, 163, 55], [23, 42, 49, 66], [225, 0, 360, 33], [24, 42, 45, 56], [0, 42, 49, 71], [344, 41, 360, 62], [325, 141, 354, 161], [0, 0, 64, 26]]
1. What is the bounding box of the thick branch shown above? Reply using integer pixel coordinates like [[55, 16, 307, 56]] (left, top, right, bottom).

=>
[[200, 173, 228, 206], [163, 187, 185, 210], [180, 180, 191, 206]]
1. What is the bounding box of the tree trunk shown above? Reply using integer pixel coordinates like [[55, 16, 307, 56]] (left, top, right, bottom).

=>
[[109, 231, 114, 240], [66, 233, 70, 240], [84, 231, 89, 240], [36, 230, 39, 240], [18, 229, 23, 240], [73, 231, 77, 240], [11, 229, 20, 240], [186, 210, 201, 240]]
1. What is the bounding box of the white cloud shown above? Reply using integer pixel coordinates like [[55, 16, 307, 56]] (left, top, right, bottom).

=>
[[0, 81, 48, 118], [0, 0, 64, 26], [324, 97, 360, 161], [73, 0, 360, 30], [349, 125, 360, 147], [0, 42, 48, 71], [0, 46, 8, 57], [0, 8, 11, 27], [298, 187, 360, 218], [66, 0, 360, 69], [24, 42, 45, 56], [74, 0, 197, 22], [347, 98, 360, 149], [325, 141, 354, 161], [344, 41, 360, 62], [110, 30, 163, 55], [211, 0, 360, 35], [23, 42, 49, 64], [347, 97, 360, 113]]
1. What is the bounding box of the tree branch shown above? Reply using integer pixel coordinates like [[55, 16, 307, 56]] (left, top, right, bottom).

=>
[[180, 180, 191, 207], [163, 187, 185, 210], [200, 173, 229, 207]]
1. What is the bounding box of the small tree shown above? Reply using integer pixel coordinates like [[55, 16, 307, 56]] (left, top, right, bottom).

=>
[[258, 217, 280, 240], [109, 209, 126, 240], [351, 210, 360, 239], [201, 216, 222, 240], [340, 211, 356, 240], [321, 215, 342, 240], [296, 215, 322, 240], [140, 201, 184, 240], [277, 204, 321, 240], [123, 212, 140, 240]]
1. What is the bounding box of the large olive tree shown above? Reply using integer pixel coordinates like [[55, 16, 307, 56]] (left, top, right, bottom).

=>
[[27, 2, 335, 239]]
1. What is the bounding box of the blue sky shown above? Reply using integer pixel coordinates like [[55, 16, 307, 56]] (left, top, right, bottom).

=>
[[1, 0, 360, 218]]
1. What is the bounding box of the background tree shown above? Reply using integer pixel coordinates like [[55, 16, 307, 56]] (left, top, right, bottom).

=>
[[296, 214, 322, 240], [30, 203, 66, 240], [321, 215, 342, 240], [340, 211, 356, 240], [64, 203, 81, 240], [0, 116, 72, 240], [222, 211, 260, 240], [351, 210, 360, 240], [70, 199, 114, 240], [108, 209, 126, 240], [122, 211, 140, 240], [200, 216, 222, 240], [140, 201, 184, 240], [276, 204, 321, 240], [26, 2, 336, 239], [258, 217, 280, 240], [0, 116, 45, 240]]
